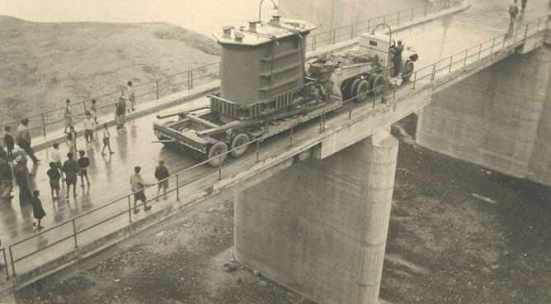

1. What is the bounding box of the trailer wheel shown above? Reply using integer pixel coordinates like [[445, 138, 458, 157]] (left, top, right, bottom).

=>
[[353, 79, 371, 103], [208, 142, 228, 167], [231, 133, 250, 158]]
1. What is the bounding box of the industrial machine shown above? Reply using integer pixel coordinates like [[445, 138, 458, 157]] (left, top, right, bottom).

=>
[[153, 15, 418, 167]]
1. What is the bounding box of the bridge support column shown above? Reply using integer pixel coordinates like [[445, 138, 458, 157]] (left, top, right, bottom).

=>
[[234, 134, 399, 304]]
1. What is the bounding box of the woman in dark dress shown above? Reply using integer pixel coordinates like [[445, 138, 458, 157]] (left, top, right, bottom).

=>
[[31, 190, 46, 230]]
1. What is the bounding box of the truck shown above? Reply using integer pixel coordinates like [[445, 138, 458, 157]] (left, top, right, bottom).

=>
[[153, 15, 418, 167]]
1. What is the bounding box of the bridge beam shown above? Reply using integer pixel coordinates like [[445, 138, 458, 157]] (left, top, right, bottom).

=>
[[234, 135, 399, 304]]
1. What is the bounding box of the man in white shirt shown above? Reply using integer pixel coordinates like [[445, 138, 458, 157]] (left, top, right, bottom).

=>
[[130, 166, 152, 213], [83, 112, 95, 144], [16, 119, 39, 164], [127, 81, 136, 112]]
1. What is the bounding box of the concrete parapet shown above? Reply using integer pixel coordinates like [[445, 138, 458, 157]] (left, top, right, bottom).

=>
[[234, 136, 399, 304]]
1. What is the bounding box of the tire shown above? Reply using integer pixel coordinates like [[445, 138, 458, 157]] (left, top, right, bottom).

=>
[[207, 142, 228, 167], [353, 79, 371, 103], [371, 75, 385, 96], [230, 133, 250, 158]]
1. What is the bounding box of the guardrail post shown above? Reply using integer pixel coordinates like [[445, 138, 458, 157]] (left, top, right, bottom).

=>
[[71, 219, 78, 250], [1, 248, 9, 279], [524, 24, 529, 41], [412, 71, 417, 89], [491, 37, 496, 56], [431, 64, 436, 81], [290, 127, 294, 146], [448, 56, 453, 73], [312, 35, 317, 51], [367, 19, 371, 32], [127, 195, 133, 223], [478, 43, 483, 60], [155, 79, 160, 100], [218, 166, 222, 181], [41, 113, 47, 138], [350, 24, 355, 39], [463, 49, 468, 68], [190, 70, 194, 90], [176, 175, 180, 202], [8, 246, 16, 278], [256, 141, 260, 162]]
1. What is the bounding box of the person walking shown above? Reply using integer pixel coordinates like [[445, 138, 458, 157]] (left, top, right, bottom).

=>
[[3, 126, 15, 160], [83, 112, 95, 145], [127, 81, 136, 112], [101, 124, 115, 155], [78, 150, 91, 187], [47, 162, 61, 200], [31, 190, 46, 230], [63, 99, 73, 134], [154, 160, 170, 201], [62, 152, 79, 199], [115, 97, 127, 131], [90, 99, 98, 124], [0, 156, 13, 202], [130, 166, 152, 214], [16, 119, 39, 164], [13, 156, 32, 206]]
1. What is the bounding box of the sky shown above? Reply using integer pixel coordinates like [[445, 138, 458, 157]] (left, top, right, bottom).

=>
[[0, 0, 278, 34]]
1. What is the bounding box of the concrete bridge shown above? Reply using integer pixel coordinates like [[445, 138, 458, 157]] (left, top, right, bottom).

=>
[[1, 1, 551, 303]]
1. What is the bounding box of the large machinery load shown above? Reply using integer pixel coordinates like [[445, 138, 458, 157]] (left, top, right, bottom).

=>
[[153, 15, 418, 167]]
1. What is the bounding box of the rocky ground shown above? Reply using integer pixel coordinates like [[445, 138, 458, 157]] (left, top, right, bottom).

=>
[[11, 121, 551, 304], [0, 16, 219, 123]]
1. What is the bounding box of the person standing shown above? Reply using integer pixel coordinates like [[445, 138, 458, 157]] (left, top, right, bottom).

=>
[[154, 160, 170, 201], [47, 162, 61, 200], [3, 126, 15, 160], [62, 152, 79, 199], [83, 112, 95, 145], [66, 125, 78, 155], [127, 81, 136, 112], [13, 156, 32, 206], [101, 124, 115, 155], [16, 119, 39, 164], [78, 150, 91, 187], [31, 190, 46, 230], [90, 99, 98, 124], [50, 143, 63, 180], [63, 99, 73, 134], [115, 97, 127, 131], [130, 166, 152, 214], [509, 0, 520, 31], [520, 0, 527, 13], [0, 156, 13, 202]]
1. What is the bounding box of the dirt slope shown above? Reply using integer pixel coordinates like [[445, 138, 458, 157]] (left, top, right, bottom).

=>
[[0, 16, 220, 122]]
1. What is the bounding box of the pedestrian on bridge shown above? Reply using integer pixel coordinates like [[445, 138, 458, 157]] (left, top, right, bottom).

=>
[[0, 155, 13, 202], [62, 152, 79, 199], [130, 166, 152, 214], [31, 190, 46, 230], [83, 112, 95, 145], [14, 156, 32, 206], [127, 81, 136, 113], [154, 160, 170, 201], [66, 125, 78, 155], [508, 0, 520, 31], [47, 162, 61, 201], [64, 99, 73, 134], [78, 150, 91, 188], [115, 97, 127, 132], [520, 0, 527, 13], [16, 119, 39, 164], [101, 124, 114, 155], [3, 126, 15, 160]]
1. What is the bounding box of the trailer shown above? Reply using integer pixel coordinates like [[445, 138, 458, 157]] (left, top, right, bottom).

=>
[[153, 15, 417, 167]]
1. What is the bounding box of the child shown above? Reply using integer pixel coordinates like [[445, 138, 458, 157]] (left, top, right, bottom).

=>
[[101, 124, 114, 155], [78, 150, 91, 187], [3, 126, 15, 160], [31, 190, 46, 230], [50, 143, 63, 179], [47, 162, 61, 200], [66, 125, 78, 155]]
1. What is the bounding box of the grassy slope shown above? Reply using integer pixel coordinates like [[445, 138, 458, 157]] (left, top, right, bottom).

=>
[[0, 15, 220, 122]]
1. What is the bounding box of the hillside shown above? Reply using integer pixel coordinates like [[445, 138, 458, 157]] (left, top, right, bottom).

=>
[[0, 16, 220, 123]]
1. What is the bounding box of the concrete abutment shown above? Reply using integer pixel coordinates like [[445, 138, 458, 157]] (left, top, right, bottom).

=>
[[234, 136, 399, 304]]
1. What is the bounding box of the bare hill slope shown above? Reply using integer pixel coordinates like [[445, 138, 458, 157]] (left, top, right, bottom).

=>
[[0, 16, 220, 122]]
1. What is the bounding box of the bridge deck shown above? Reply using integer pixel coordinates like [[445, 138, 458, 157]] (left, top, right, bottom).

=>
[[1, 1, 549, 285]]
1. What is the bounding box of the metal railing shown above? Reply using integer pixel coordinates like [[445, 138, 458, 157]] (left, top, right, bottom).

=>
[[6, 14, 549, 280], [2, 0, 464, 141]]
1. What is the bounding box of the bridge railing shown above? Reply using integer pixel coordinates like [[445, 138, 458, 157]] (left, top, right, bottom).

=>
[[3, 0, 465, 142]]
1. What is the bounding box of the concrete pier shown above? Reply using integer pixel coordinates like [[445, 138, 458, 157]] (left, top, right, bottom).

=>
[[416, 47, 551, 186], [234, 135, 399, 304]]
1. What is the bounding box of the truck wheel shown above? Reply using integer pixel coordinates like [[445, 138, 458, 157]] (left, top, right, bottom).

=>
[[231, 133, 250, 158], [353, 79, 371, 103], [371, 75, 385, 96], [208, 142, 228, 167]]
